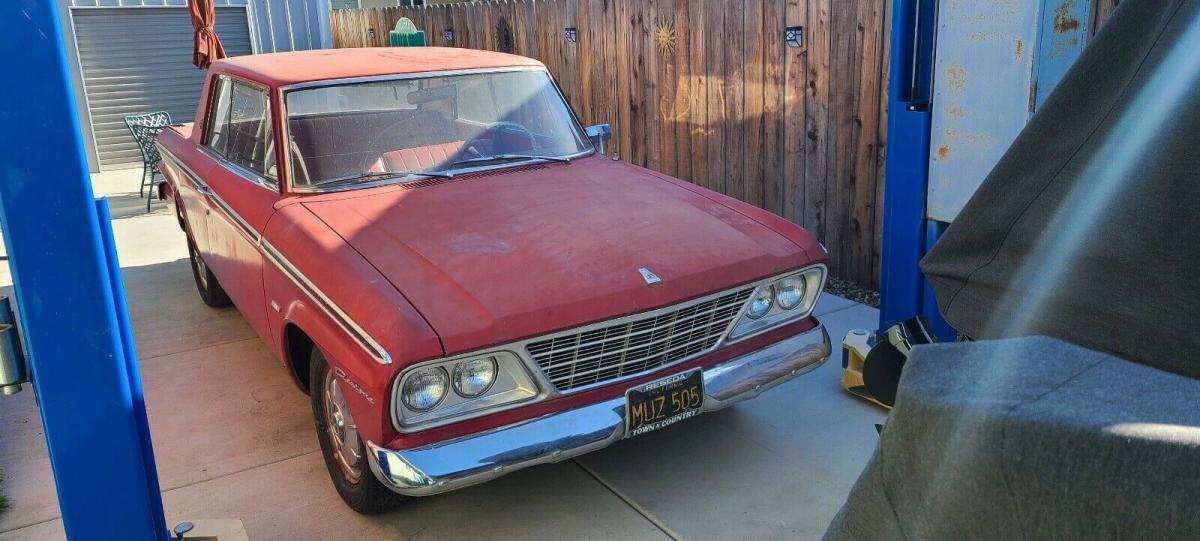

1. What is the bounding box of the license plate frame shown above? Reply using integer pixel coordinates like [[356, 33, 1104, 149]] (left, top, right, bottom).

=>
[[625, 368, 705, 437]]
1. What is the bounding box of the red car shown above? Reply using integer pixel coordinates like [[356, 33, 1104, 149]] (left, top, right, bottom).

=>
[[157, 48, 831, 513]]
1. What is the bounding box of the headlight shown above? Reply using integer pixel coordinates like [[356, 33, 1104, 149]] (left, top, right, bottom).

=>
[[775, 276, 806, 310], [393, 351, 540, 431], [452, 356, 498, 397], [401, 366, 448, 411], [727, 266, 826, 342], [746, 285, 774, 319]]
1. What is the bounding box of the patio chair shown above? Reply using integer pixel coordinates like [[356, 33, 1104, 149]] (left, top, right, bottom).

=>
[[124, 111, 171, 212]]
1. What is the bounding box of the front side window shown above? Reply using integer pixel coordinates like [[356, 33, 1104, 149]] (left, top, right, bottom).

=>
[[284, 69, 591, 189], [205, 77, 277, 182]]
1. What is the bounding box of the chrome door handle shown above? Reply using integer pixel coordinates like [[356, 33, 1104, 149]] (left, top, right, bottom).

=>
[[196, 185, 213, 196]]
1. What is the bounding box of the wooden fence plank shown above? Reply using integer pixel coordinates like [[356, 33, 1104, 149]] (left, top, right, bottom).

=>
[[762, 0, 786, 216], [742, 0, 766, 207], [872, 0, 892, 283], [628, 2, 649, 167], [614, 0, 633, 162], [782, 0, 807, 225], [687, 0, 708, 189], [848, 0, 885, 286], [644, 0, 662, 173], [704, 2, 726, 195], [804, 0, 831, 245], [672, 0, 691, 181], [722, 0, 745, 198], [655, 0, 677, 179], [826, 0, 860, 278]]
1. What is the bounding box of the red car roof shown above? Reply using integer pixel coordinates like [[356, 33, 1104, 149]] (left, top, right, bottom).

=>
[[210, 47, 546, 88]]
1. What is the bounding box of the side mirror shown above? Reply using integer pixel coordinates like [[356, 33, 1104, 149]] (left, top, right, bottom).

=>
[[585, 124, 612, 155]]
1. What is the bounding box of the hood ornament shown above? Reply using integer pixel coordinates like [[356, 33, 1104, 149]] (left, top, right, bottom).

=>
[[638, 267, 662, 285]]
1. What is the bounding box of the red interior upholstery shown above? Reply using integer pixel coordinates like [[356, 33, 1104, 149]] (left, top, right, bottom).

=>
[[368, 141, 468, 173], [288, 110, 464, 182], [289, 108, 536, 182]]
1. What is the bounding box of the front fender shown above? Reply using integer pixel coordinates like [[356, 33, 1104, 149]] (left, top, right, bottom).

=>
[[277, 298, 396, 444], [262, 202, 444, 445]]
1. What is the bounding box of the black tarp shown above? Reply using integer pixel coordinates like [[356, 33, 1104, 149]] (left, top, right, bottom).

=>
[[920, 0, 1200, 380]]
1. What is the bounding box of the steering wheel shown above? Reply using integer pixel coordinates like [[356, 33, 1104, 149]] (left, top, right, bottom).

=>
[[486, 121, 540, 153]]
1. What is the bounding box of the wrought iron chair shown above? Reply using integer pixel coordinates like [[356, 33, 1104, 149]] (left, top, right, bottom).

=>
[[123, 111, 171, 212]]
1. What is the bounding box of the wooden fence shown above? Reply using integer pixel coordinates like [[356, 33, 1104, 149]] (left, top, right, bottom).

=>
[[329, 0, 1121, 287]]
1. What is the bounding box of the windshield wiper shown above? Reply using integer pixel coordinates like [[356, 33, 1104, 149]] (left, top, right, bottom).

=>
[[449, 154, 573, 167], [315, 169, 455, 189]]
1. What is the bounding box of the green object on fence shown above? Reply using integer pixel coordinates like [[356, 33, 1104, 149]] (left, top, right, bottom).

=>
[[389, 17, 426, 47]]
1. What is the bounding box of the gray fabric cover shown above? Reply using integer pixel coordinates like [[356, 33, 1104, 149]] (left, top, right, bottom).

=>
[[825, 337, 1200, 540], [918, 0, 1200, 379]]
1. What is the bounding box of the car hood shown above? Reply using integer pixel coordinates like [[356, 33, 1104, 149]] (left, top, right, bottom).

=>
[[301, 157, 812, 355]]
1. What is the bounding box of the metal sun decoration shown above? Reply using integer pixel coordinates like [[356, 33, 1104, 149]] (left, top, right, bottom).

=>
[[654, 19, 676, 54]]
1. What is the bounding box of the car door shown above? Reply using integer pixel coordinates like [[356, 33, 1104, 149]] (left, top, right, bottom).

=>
[[197, 75, 280, 344]]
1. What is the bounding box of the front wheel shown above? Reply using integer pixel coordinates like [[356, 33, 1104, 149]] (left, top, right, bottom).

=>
[[310, 348, 407, 514], [186, 236, 231, 308]]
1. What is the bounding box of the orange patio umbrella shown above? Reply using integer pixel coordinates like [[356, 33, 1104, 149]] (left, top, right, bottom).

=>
[[189, 0, 227, 69]]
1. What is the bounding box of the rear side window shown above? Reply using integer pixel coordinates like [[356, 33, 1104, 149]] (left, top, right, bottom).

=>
[[205, 76, 277, 183]]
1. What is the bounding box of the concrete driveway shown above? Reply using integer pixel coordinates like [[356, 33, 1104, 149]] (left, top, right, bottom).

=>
[[0, 170, 886, 541]]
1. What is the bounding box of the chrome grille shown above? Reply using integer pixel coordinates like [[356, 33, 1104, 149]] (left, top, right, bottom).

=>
[[526, 287, 754, 392]]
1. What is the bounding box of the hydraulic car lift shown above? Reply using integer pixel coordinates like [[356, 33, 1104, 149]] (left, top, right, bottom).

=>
[[845, 0, 1097, 407]]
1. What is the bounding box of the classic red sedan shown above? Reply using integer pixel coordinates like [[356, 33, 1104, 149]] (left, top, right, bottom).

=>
[[157, 48, 831, 513]]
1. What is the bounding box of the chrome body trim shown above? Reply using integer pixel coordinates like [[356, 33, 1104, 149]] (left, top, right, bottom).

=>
[[201, 74, 281, 193], [260, 239, 392, 365], [276, 66, 550, 93], [366, 323, 831, 497], [158, 145, 206, 192], [159, 146, 264, 245], [198, 145, 279, 193]]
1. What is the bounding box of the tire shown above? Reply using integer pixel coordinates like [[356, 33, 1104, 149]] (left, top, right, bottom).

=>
[[310, 348, 407, 514], [186, 235, 232, 308], [173, 194, 187, 231]]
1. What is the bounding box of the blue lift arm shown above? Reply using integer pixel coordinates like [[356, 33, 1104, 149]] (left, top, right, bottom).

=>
[[0, 2, 169, 539]]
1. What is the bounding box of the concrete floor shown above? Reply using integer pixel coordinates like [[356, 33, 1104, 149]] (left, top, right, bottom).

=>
[[0, 169, 886, 541]]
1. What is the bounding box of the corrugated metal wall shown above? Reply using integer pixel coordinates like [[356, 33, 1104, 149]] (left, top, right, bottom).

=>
[[66, 0, 332, 170], [68, 0, 330, 53], [72, 7, 253, 168]]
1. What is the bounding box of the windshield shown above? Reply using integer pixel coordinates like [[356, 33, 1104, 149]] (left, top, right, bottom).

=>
[[284, 69, 591, 188]]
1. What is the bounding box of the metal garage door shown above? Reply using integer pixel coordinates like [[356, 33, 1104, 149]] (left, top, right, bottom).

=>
[[72, 7, 253, 169]]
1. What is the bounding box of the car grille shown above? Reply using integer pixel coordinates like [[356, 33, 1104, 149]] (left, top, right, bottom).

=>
[[526, 287, 755, 392]]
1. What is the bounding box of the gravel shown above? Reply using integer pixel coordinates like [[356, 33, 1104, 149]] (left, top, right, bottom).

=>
[[824, 277, 880, 308]]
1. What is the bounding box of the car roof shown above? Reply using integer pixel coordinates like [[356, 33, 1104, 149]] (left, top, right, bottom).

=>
[[211, 47, 546, 88]]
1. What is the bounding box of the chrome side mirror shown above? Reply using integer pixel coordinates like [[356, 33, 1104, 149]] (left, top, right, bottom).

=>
[[585, 124, 612, 155]]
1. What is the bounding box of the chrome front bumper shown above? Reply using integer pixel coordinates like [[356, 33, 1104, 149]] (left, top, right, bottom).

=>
[[366, 324, 831, 497]]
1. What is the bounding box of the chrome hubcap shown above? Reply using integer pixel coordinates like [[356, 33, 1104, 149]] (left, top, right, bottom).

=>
[[191, 246, 209, 288], [324, 370, 363, 483]]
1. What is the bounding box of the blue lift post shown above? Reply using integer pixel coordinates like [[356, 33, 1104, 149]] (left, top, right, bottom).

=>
[[847, 0, 1096, 407], [1, 2, 169, 540], [877, 0, 952, 338], [878, 0, 1094, 340]]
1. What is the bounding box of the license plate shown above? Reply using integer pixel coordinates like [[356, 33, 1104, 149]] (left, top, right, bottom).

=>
[[625, 369, 704, 437]]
